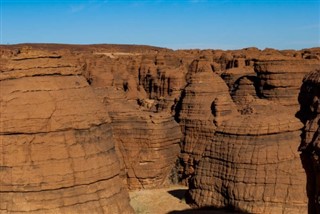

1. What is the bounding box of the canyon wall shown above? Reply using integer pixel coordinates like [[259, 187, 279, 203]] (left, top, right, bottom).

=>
[[81, 51, 184, 189], [188, 108, 307, 213], [177, 59, 238, 182], [184, 50, 319, 213], [298, 70, 320, 214], [0, 47, 134, 213], [1, 44, 319, 213]]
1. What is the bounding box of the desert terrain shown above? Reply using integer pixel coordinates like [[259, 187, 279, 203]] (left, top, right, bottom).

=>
[[0, 44, 319, 213]]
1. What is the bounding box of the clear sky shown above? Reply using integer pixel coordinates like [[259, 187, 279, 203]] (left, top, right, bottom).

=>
[[1, 0, 319, 50]]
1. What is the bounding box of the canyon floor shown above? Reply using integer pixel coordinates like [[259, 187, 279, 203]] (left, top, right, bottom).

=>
[[129, 185, 238, 214]]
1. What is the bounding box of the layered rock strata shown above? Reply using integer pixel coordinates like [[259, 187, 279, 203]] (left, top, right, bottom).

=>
[[254, 60, 320, 109], [93, 87, 182, 189], [83, 51, 185, 189], [1, 44, 320, 214], [177, 59, 238, 181], [110, 109, 181, 189], [136, 52, 187, 113], [188, 112, 307, 213], [298, 70, 320, 214], [0, 48, 134, 213]]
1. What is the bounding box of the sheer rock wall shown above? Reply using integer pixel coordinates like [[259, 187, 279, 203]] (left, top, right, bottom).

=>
[[0, 47, 134, 213], [298, 70, 320, 214], [188, 112, 307, 213]]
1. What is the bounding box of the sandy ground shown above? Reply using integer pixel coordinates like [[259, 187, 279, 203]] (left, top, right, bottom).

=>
[[129, 185, 238, 214], [129, 185, 189, 214]]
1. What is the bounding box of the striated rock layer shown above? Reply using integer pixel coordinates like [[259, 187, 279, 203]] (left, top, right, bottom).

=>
[[93, 87, 182, 189], [298, 70, 320, 214], [0, 48, 134, 213], [177, 59, 238, 182], [1, 44, 320, 213], [110, 109, 181, 189], [183, 49, 320, 214], [254, 60, 320, 109], [188, 112, 307, 213]]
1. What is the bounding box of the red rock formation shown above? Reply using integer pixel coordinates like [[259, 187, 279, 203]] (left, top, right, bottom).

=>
[[93, 87, 182, 189], [298, 70, 320, 214], [136, 52, 188, 113], [188, 111, 307, 213], [254, 59, 320, 109], [1, 44, 320, 213], [110, 108, 181, 189], [82, 50, 189, 188], [182, 49, 320, 213], [82, 51, 184, 189], [177, 59, 238, 182], [0, 47, 134, 213]]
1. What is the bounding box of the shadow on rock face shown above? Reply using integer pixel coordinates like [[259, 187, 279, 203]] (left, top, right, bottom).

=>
[[296, 81, 314, 124], [167, 189, 248, 214], [300, 153, 317, 214], [297, 70, 320, 214], [167, 207, 248, 214], [168, 189, 187, 201]]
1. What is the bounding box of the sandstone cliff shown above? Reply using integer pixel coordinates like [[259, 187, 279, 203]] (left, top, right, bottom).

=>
[[177, 58, 238, 182], [188, 109, 307, 213], [184, 49, 320, 213], [93, 87, 181, 189], [254, 59, 319, 109], [1, 44, 320, 214], [0, 47, 134, 213], [81, 51, 184, 189], [298, 70, 320, 214]]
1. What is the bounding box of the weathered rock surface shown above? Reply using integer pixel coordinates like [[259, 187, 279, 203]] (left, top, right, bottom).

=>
[[0, 47, 134, 213], [298, 70, 320, 214], [254, 60, 320, 109], [188, 111, 306, 213], [177, 59, 238, 182], [84, 51, 185, 189], [111, 109, 181, 189], [93, 87, 182, 189], [1, 44, 320, 213], [183, 50, 319, 213]]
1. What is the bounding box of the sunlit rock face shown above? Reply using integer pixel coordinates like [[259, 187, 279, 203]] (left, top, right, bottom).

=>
[[177, 59, 238, 182], [182, 49, 320, 214], [110, 108, 182, 189], [1, 44, 320, 214], [84, 52, 184, 190], [0, 47, 134, 213], [254, 59, 320, 110], [188, 112, 307, 213], [93, 87, 182, 190]]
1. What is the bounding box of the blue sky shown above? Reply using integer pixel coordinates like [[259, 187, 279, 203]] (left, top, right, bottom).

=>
[[1, 0, 319, 50]]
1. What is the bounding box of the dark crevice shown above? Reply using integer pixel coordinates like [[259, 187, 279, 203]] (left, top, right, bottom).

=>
[[174, 88, 187, 123], [297, 73, 320, 214]]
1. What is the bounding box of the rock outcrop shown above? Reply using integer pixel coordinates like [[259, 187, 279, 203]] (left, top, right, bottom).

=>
[[110, 108, 181, 189], [1, 44, 320, 214], [188, 111, 307, 213], [177, 59, 238, 182], [93, 87, 182, 189], [84, 52, 184, 189], [298, 70, 320, 214], [0, 47, 134, 213], [184, 50, 320, 213], [254, 60, 320, 109]]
